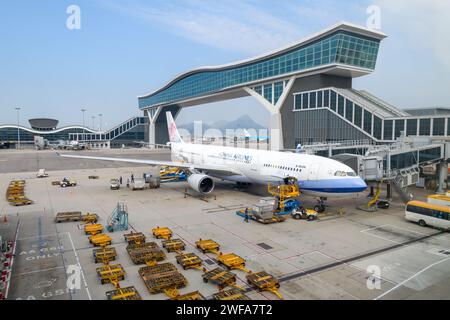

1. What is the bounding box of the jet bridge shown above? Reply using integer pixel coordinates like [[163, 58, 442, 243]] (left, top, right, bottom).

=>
[[300, 137, 449, 201]]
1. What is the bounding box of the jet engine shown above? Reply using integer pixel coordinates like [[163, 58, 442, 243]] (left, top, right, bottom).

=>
[[187, 174, 215, 195]]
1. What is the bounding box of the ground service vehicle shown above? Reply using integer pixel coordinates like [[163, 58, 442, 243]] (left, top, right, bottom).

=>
[[405, 200, 450, 230]]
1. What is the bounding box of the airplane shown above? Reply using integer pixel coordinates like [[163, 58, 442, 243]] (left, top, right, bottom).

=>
[[242, 129, 269, 142], [52, 140, 86, 151], [59, 112, 367, 199]]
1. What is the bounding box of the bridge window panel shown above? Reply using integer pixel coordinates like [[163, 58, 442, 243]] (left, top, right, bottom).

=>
[[433, 118, 445, 136], [363, 110, 372, 134], [383, 120, 393, 140], [302, 93, 309, 109], [263, 84, 273, 104], [406, 119, 418, 136], [345, 100, 353, 122], [373, 116, 382, 140], [337, 95, 345, 116], [419, 119, 431, 136], [390, 151, 418, 170], [140, 33, 380, 108], [323, 90, 329, 107], [310, 92, 317, 109], [395, 120, 405, 138], [354, 105, 362, 128], [419, 147, 442, 163], [294, 94, 302, 110], [330, 90, 337, 111]]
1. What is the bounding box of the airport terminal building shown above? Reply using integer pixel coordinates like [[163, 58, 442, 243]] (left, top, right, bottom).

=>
[[0, 117, 148, 149]]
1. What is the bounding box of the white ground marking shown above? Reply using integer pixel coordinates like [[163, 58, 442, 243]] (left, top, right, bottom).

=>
[[18, 266, 65, 276], [374, 257, 450, 300], [67, 231, 92, 300], [360, 224, 426, 246], [17, 233, 65, 241]]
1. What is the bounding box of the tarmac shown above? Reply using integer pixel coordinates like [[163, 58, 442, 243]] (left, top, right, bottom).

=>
[[0, 149, 449, 300]]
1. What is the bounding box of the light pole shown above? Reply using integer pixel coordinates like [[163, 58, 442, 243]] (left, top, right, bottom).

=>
[[98, 114, 103, 132], [14, 107, 21, 149], [81, 109, 86, 142], [91, 116, 96, 130]]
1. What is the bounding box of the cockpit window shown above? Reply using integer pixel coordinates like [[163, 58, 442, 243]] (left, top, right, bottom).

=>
[[335, 171, 357, 177]]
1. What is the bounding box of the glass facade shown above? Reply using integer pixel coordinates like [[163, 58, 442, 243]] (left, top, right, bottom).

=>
[[383, 120, 393, 140], [354, 105, 362, 128], [0, 117, 148, 143], [293, 88, 450, 143], [406, 119, 418, 136], [338, 95, 345, 116], [433, 118, 445, 136], [395, 120, 405, 138], [345, 100, 353, 122], [373, 116, 382, 140], [140, 31, 381, 108], [419, 119, 431, 136], [363, 110, 372, 134]]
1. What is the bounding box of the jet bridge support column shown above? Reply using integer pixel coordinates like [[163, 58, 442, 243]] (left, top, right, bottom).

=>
[[437, 161, 448, 194], [244, 77, 296, 151]]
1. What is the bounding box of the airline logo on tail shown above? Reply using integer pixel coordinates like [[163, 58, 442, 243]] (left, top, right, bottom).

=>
[[166, 112, 183, 143]]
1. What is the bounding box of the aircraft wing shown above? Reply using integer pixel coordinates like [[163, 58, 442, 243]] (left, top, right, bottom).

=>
[[58, 153, 241, 176]]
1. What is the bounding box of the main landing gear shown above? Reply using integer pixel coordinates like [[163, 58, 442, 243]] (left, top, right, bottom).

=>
[[313, 197, 327, 213]]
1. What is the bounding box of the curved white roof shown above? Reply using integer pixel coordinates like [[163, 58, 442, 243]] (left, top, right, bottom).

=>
[[0, 125, 99, 135], [139, 22, 387, 100]]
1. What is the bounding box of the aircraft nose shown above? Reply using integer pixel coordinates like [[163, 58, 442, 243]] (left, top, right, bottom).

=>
[[354, 178, 368, 192]]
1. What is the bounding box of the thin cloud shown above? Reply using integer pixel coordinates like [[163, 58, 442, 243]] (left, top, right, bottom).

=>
[[104, 0, 302, 55], [376, 0, 450, 70]]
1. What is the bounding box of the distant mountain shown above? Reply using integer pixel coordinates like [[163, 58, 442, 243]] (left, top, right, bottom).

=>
[[179, 115, 266, 134]]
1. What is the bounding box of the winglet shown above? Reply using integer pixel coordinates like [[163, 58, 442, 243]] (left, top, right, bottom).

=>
[[166, 112, 183, 143]]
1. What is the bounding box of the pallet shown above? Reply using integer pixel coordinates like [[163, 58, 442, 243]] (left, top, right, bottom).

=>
[[93, 247, 117, 264], [106, 286, 142, 300], [171, 291, 205, 301], [55, 212, 82, 223], [138, 263, 177, 276], [129, 248, 166, 265], [176, 253, 203, 270], [152, 227, 172, 240], [217, 253, 249, 272], [162, 239, 186, 253], [82, 214, 99, 223], [213, 289, 251, 301], [96, 264, 126, 285], [84, 224, 104, 235], [246, 271, 283, 299], [124, 232, 146, 245], [126, 242, 158, 254], [202, 268, 237, 290], [195, 239, 220, 254], [139, 264, 188, 295], [89, 234, 112, 247]]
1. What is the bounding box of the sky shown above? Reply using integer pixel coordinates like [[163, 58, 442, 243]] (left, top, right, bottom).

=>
[[0, 0, 449, 130]]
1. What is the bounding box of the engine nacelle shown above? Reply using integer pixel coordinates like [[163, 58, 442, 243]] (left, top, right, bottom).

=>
[[188, 174, 215, 195]]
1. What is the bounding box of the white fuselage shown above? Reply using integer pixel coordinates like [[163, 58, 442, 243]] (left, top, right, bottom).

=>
[[171, 142, 367, 197]]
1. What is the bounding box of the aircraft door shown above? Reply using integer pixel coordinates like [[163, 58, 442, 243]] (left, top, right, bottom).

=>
[[308, 163, 320, 180]]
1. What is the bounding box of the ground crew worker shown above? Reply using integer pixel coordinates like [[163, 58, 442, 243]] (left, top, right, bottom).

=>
[[244, 208, 249, 223]]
